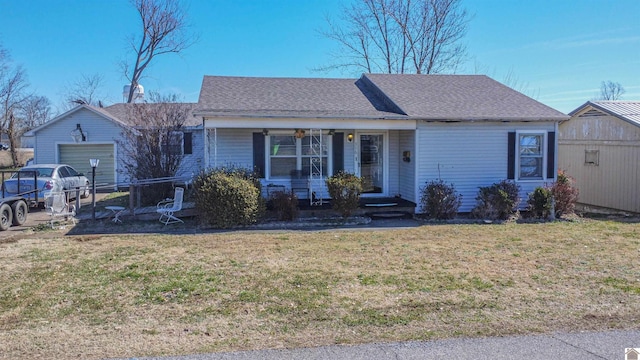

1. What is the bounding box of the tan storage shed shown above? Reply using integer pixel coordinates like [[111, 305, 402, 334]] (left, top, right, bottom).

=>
[[559, 101, 640, 213]]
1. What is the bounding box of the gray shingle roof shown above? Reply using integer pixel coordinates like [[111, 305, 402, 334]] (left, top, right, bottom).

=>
[[104, 103, 201, 127], [195, 74, 568, 121], [363, 74, 568, 121], [196, 76, 405, 119], [571, 101, 640, 127]]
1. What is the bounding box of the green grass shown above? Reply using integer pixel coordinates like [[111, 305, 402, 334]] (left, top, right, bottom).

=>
[[0, 219, 639, 359]]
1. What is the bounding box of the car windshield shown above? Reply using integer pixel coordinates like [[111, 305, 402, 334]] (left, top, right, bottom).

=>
[[12, 168, 54, 178]]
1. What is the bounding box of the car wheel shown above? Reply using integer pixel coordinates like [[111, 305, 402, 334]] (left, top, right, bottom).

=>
[[81, 182, 90, 199], [0, 203, 13, 231], [11, 200, 27, 226]]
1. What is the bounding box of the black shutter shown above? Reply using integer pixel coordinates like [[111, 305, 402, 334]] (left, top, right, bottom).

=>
[[547, 131, 556, 179], [507, 132, 516, 180], [183, 132, 192, 155], [253, 132, 265, 178], [332, 132, 344, 174]]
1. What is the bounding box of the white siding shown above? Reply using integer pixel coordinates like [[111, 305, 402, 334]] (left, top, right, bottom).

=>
[[416, 121, 556, 212], [34, 108, 124, 183], [343, 130, 356, 174], [207, 128, 254, 169], [398, 130, 415, 202], [177, 129, 205, 178], [388, 131, 399, 197]]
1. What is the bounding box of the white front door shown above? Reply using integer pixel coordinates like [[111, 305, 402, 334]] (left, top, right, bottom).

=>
[[356, 133, 386, 195]]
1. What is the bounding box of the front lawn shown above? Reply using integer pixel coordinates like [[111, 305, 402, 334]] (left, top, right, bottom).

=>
[[0, 219, 638, 359]]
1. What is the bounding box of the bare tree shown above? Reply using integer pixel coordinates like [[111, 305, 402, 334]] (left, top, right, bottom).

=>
[[0, 47, 31, 167], [116, 92, 191, 202], [598, 80, 625, 100], [318, 0, 469, 74], [61, 73, 107, 109], [122, 0, 196, 103], [20, 95, 52, 129]]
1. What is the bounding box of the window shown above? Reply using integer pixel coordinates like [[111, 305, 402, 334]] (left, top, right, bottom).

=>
[[518, 133, 544, 180], [268, 134, 329, 179], [585, 149, 599, 166], [183, 132, 193, 155], [65, 166, 80, 177]]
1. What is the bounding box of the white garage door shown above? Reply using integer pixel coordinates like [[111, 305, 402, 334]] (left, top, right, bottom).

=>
[[59, 144, 116, 187]]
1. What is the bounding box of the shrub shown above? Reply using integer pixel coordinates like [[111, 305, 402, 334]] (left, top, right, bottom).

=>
[[193, 167, 265, 228], [471, 180, 521, 220], [550, 170, 579, 218], [527, 187, 553, 219], [270, 190, 299, 221], [326, 171, 363, 218], [419, 179, 462, 219]]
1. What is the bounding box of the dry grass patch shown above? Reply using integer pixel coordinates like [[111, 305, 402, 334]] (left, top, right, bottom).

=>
[[0, 219, 639, 359]]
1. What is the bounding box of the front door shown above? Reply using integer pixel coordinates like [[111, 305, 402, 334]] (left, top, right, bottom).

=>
[[358, 133, 384, 194]]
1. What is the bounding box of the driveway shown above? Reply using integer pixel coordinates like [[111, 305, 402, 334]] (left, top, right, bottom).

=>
[[0, 194, 108, 240]]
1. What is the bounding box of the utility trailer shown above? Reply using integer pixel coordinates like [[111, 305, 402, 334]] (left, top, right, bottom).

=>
[[0, 196, 29, 231]]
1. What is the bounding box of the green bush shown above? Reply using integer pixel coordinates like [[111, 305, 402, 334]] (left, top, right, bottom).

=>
[[419, 179, 462, 220], [270, 190, 299, 221], [550, 170, 579, 218], [326, 171, 363, 218], [527, 187, 553, 219], [193, 167, 265, 228], [471, 180, 521, 220]]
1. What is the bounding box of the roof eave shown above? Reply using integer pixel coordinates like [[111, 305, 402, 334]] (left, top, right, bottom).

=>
[[195, 112, 409, 121], [418, 116, 569, 122]]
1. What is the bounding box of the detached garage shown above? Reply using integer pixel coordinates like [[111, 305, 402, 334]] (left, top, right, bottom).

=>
[[25, 103, 205, 189], [24, 105, 126, 188], [58, 143, 116, 187]]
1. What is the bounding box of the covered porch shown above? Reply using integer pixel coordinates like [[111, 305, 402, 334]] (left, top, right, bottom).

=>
[[204, 121, 418, 206]]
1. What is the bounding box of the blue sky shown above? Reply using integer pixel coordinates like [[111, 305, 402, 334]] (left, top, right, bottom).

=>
[[1, 0, 638, 115]]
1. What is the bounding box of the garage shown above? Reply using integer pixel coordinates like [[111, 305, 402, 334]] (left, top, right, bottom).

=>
[[58, 144, 116, 187]]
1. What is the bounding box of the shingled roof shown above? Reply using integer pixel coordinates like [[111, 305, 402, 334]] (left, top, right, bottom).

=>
[[195, 76, 405, 119], [105, 103, 201, 127], [195, 74, 568, 122]]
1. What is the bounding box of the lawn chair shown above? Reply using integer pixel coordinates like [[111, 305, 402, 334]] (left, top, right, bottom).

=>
[[156, 187, 184, 225], [45, 192, 76, 228]]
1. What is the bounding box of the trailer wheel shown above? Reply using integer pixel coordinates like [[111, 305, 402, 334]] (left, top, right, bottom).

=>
[[11, 200, 27, 226], [0, 203, 13, 231]]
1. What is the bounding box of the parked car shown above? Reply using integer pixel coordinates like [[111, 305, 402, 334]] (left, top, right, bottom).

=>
[[1, 164, 90, 207], [0, 144, 9, 151]]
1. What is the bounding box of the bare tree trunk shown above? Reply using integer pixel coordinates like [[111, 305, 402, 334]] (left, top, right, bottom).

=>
[[7, 112, 18, 167], [123, 0, 196, 103]]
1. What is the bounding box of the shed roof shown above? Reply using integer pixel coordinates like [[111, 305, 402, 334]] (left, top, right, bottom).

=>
[[195, 74, 568, 122], [570, 101, 640, 127]]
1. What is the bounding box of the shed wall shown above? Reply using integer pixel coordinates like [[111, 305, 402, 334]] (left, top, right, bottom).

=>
[[559, 113, 640, 213]]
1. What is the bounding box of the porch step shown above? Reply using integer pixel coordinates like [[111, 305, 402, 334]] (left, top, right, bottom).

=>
[[366, 210, 413, 219]]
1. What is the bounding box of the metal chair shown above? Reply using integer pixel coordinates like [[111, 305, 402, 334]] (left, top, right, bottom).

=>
[[156, 187, 184, 225], [45, 192, 76, 228]]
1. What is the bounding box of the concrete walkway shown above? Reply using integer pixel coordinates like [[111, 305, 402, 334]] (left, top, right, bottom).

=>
[[119, 329, 640, 360]]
